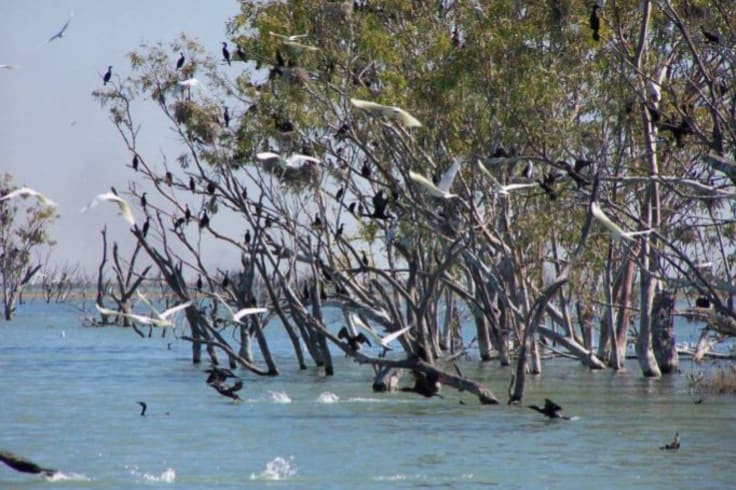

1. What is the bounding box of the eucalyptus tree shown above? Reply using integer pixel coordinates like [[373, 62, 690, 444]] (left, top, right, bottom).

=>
[[93, 0, 736, 403], [0, 174, 58, 320]]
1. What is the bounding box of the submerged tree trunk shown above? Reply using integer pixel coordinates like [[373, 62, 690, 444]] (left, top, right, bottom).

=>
[[651, 290, 678, 374]]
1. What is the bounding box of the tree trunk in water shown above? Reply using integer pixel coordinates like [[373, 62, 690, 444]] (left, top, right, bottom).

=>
[[239, 324, 253, 364], [637, 264, 662, 377], [651, 290, 678, 374], [473, 313, 493, 361], [529, 337, 541, 375]]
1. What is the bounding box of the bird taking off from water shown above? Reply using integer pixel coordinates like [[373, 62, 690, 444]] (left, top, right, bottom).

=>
[[48, 11, 73, 43], [409, 159, 462, 199], [350, 98, 422, 128], [0, 186, 56, 207], [528, 398, 571, 419], [660, 432, 680, 450], [590, 201, 652, 242], [0, 450, 57, 478], [81, 192, 135, 226]]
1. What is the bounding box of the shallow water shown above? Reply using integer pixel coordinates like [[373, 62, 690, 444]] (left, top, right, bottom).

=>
[[1, 301, 734, 489]]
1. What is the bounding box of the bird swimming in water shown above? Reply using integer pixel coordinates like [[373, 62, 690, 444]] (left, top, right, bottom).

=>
[[528, 398, 571, 419], [137, 401, 147, 416], [660, 432, 680, 450], [0, 450, 57, 478], [103, 65, 112, 85]]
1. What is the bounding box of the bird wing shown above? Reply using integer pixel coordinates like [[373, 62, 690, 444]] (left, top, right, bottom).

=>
[[284, 40, 319, 51], [590, 201, 629, 241], [95, 303, 120, 317], [392, 107, 422, 128], [409, 171, 453, 199], [438, 159, 462, 193], [229, 380, 244, 393], [350, 98, 387, 113], [350, 313, 383, 344], [232, 307, 268, 322], [380, 325, 412, 346], [544, 398, 562, 413], [501, 182, 538, 193], [160, 301, 192, 319], [48, 13, 73, 42], [285, 154, 320, 168], [212, 292, 237, 319], [0, 187, 56, 206]]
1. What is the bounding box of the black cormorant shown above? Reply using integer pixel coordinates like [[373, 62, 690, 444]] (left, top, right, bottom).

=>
[[236, 44, 246, 61], [221, 42, 231, 65], [132, 154, 139, 171], [199, 211, 210, 229], [141, 217, 150, 238], [210, 379, 243, 400], [223, 106, 230, 127], [103, 65, 112, 85], [701, 26, 720, 44], [660, 432, 680, 450], [137, 401, 147, 416], [695, 297, 711, 309], [176, 52, 185, 70], [338, 326, 371, 352], [140, 192, 147, 209], [589, 5, 600, 42], [0, 450, 56, 477], [529, 398, 570, 419], [196, 275, 203, 292], [189, 176, 195, 192], [244, 229, 251, 244]]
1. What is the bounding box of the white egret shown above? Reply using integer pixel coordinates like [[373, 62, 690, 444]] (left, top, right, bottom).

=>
[[475, 160, 536, 195], [0, 187, 56, 207], [268, 32, 319, 51], [268, 31, 309, 42], [176, 78, 201, 99], [212, 292, 268, 324], [96, 299, 190, 327], [81, 192, 135, 226], [350, 98, 422, 128], [256, 151, 320, 169], [409, 159, 462, 199], [590, 201, 653, 242], [349, 313, 412, 351], [48, 11, 73, 43]]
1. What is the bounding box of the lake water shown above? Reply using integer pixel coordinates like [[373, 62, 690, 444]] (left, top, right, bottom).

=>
[[1, 301, 734, 489]]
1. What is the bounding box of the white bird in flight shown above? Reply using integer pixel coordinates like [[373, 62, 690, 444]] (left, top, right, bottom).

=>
[[48, 11, 74, 43], [350, 98, 422, 128], [256, 151, 320, 169], [590, 201, 653, 242], [81, 192, 135, 226], [409, 159, 462, 199], [268, 31, 319, 51], [96, 298, 191, 328], [349, 313, 412, 351], [212, 292, 268, 324], [476, 160, 537, 195], [0, 187, 56, 207]]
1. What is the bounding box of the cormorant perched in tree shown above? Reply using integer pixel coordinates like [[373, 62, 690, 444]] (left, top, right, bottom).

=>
[[236, 44, 246, 61], [132, 154, 139, 171], [660, 432, 680, 450], [360, 161, 371, 178], [189, 176, 195, 192], [221, 273, 229, 288], [137, 401, 147, 416], [141, 217, 150, 238], [371, 190, 390, 219], [199, 211, 210, 229], [184, 204, 191, 223], [244, 229, 251, 244], [221, 42, 231, 65], [529, 398, 571, 419], [348, 201, 357, 214], [140, 192, 147, 209], [537, 173, 559, 200], [196, 275, 203, 292], [701, 26, 720, 44], [206, 181, 216, 195], [361, 250, 369, 268], [0, 450, 57, 477], [335, 223, 344, 238], [589, 5, 601, 41], [176, 52, 185, 70], [164, 171, 173, 186], [695, 297, 711, 309], [338, 326, 371, 352], [223, 106, 230, 127], [103, 65, 112, 85]]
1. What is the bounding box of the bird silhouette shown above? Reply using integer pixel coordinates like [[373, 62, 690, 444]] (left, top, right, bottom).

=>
[[221, 42, 231, 65], [0, 186, 56, 207], [701, 26, 720, 44], [400, 370, 443, 399], [103, 65, 112, 85], [589, 5, 601, 41], [590, 201, 653, 242], [176, 52, 185, 70], [528, 398, 571, 419], [338, 326, 371, 352], [0, 450, 56, 477], [370, 190, 390, 219], [137, 401, 147, 416], [409, 159, 462, 199], [205, 366, 238, 385], [47, 11, 73, 43], [659, 432, 680, 450], [81, 192, 135, 226], [210, 379, 243, 400], [350, 98, 422, 127]]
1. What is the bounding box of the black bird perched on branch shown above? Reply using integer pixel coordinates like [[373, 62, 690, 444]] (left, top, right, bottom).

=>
[[695, 297, 711, 309], [176, 52, 185, 70], [529, 398, 570, 419], [199, 211, 210, 229], [223, 106, 230, 127], [370, 190, 390, 219], [103, 65, 112, 85], [141, 217, 150, 238], [221, 42, 231, 65], [589, 5, 601, 41], [537, 173, 559, 200], [132, 154, 139, 171], [660, 432, 680, 450], [140, 192, 147, 209], [196, 275, 203, 292], [360, 161, 371, 178], [236, 44, 246, 61], [137, 401, 147, 416], [701, 26, 720, 44], [338, 326, 371, 352], [0, 450, 57, 477], [189, 177, 195, 192]]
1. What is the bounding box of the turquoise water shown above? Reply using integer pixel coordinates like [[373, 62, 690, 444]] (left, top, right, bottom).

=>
[[1, 301, 734, 489]]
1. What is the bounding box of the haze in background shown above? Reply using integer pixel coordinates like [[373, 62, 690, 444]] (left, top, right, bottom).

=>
[[0, 0, 240, 273]]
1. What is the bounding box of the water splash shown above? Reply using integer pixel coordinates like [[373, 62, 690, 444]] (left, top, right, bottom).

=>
[[142, 468, 176, 482], [249, 456, 296, 480], [317, 392, 339, 403], [45, 471, 91, 482], [269, 391, 292, 403]]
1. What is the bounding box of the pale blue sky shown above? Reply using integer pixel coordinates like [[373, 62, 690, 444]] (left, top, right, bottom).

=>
[[1, 0, 240, 273]]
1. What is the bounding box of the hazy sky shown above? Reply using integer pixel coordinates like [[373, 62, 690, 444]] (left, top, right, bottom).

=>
[[1, 0, 241, 274]]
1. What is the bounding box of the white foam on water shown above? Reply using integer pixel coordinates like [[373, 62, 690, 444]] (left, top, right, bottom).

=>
[[45, 471, 91, 482], [142, 467, 176, 483], [249, 456, 296, 480], [269, 391, 292, 403], [317, 391, 339, 403]]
